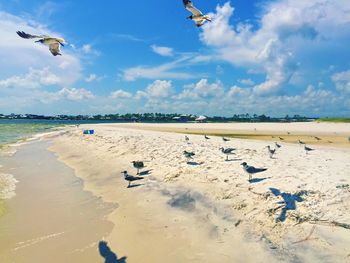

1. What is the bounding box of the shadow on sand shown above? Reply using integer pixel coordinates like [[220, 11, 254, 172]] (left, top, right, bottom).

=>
[[187, 161, 204, 166], [249, 177, 268, 184], [269, 188, 304, 222], [139, 169, 153, 176], [98, 241, 127, 263], [127, 183, 144, 188]]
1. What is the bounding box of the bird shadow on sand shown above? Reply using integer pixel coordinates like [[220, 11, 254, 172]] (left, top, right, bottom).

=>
[[249, 177, 270, 184], [127, 183, 144, 188], [187, 161, 204, 166], [98, 241, 127, 263], [139, 169, 153, 176], [269, 188, 304, 222]]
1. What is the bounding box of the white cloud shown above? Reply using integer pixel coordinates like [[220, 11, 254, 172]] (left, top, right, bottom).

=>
[[177, 79, 224, 100], [123, 57, 194, 81], [332, 70, 350, 93], [110, 89, 132, 99], [200, 1, 350, 94], [151, 45, 174, 57], [238, 78, 255, 86], [0, 67, 60, 89], [58, 87, 94, 101], [146, 80, 173, 98], [85, 73, 105, 82]]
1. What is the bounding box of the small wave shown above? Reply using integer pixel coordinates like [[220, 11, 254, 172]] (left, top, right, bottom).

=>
[[0, 173, 18, 200]]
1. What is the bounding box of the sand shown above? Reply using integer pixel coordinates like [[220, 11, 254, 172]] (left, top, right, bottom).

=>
[[46, 122, 350, 262]]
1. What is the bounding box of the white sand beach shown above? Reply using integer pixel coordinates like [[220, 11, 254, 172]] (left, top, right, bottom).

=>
[[46, 122, 350, 262]]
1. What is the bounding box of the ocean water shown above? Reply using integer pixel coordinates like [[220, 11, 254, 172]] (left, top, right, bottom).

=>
[[0, 120, 71, 209], [0, 119, 70, 147]]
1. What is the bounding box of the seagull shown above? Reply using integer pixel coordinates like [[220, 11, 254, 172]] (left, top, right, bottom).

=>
[[183, 150, 195, 159], [266, 146, 276, 159], [182, 0, 212, 27], [298, 140, 305, 145], [275, 142, 281, 149], [314, 136, 321, 141], [204, 135, 210, 140], [304, 145, 314, 154], [279, 137, 284, 141], [132, 161, 144, 175], [241, 162, 267, 181], [121, 171, 144, 188], [185, 136, 190, 142], [16, 31, 65, 56], [219, 147, 235, 161], [222, 137, 230, 142]]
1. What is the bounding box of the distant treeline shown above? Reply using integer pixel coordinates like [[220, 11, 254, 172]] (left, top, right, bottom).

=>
[[0, 113, 314, 123]]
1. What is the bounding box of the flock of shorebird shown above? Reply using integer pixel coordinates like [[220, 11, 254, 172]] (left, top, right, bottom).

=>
[[16, 0, 211, 56], [121, 133, 317, 187]]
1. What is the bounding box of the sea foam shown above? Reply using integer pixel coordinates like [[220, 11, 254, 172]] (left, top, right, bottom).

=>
[[0, 173, 18, 199]]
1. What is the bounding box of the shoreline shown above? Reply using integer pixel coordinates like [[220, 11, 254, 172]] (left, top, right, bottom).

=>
[[0, 140, 116, 263]]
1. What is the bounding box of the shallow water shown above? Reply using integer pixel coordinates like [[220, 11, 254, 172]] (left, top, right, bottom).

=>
[[0, 141, 116, 263]]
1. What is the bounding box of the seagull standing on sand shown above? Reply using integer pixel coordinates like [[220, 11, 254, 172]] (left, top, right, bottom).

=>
[[298, 140, 305, 145], [204, 135, 210, 140], [185, 136, 190, 142], [304, 145, 314, 154], [266, 146, 276, 159], [182, 0, 212, 27], [183, 150, 195, 160], [220, 147, 235, 161], [275, 142, 281, 149], [241, 162, 267, 181], [222, 137, 230, 142], [132, 161, 144, 175], [121, 171, 144, 188], [17, 31, 65, 56]]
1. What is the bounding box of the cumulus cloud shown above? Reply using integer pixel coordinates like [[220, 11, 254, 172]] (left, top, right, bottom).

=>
[[238, 78, 255, 86], [0, 67, 60, 89], [200, 1, 350, 94], [151, 45, 174, 57], [332, 70, 350, 93], [58, 87, 94, 101], [177, 79, 224, 100], [110, 89, 132, 99]]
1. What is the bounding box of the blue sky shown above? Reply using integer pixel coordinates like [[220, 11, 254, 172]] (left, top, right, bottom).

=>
[[0, 0, 349, 117]]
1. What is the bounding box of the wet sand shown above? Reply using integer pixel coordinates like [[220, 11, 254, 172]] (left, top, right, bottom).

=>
[[0, 141, 117, 263]]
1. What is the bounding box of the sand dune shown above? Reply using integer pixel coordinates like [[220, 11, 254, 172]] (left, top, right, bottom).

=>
[[50, 123, 350, 262]]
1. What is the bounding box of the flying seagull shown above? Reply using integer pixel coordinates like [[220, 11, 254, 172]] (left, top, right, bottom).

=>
[[132, 161, 144, 175], [241, 162, 267, 181], [220, 147, 235, 161], [16, 31, 65, 56], [182, 0, 212, 27], [121, 171, 144, 188]]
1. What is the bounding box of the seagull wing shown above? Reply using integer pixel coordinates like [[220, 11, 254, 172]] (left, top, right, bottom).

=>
[[16, 31, 47, 39], [246, 166, 267, 174], [183, 0, 203, 16], [49, 42, 61, 56]]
